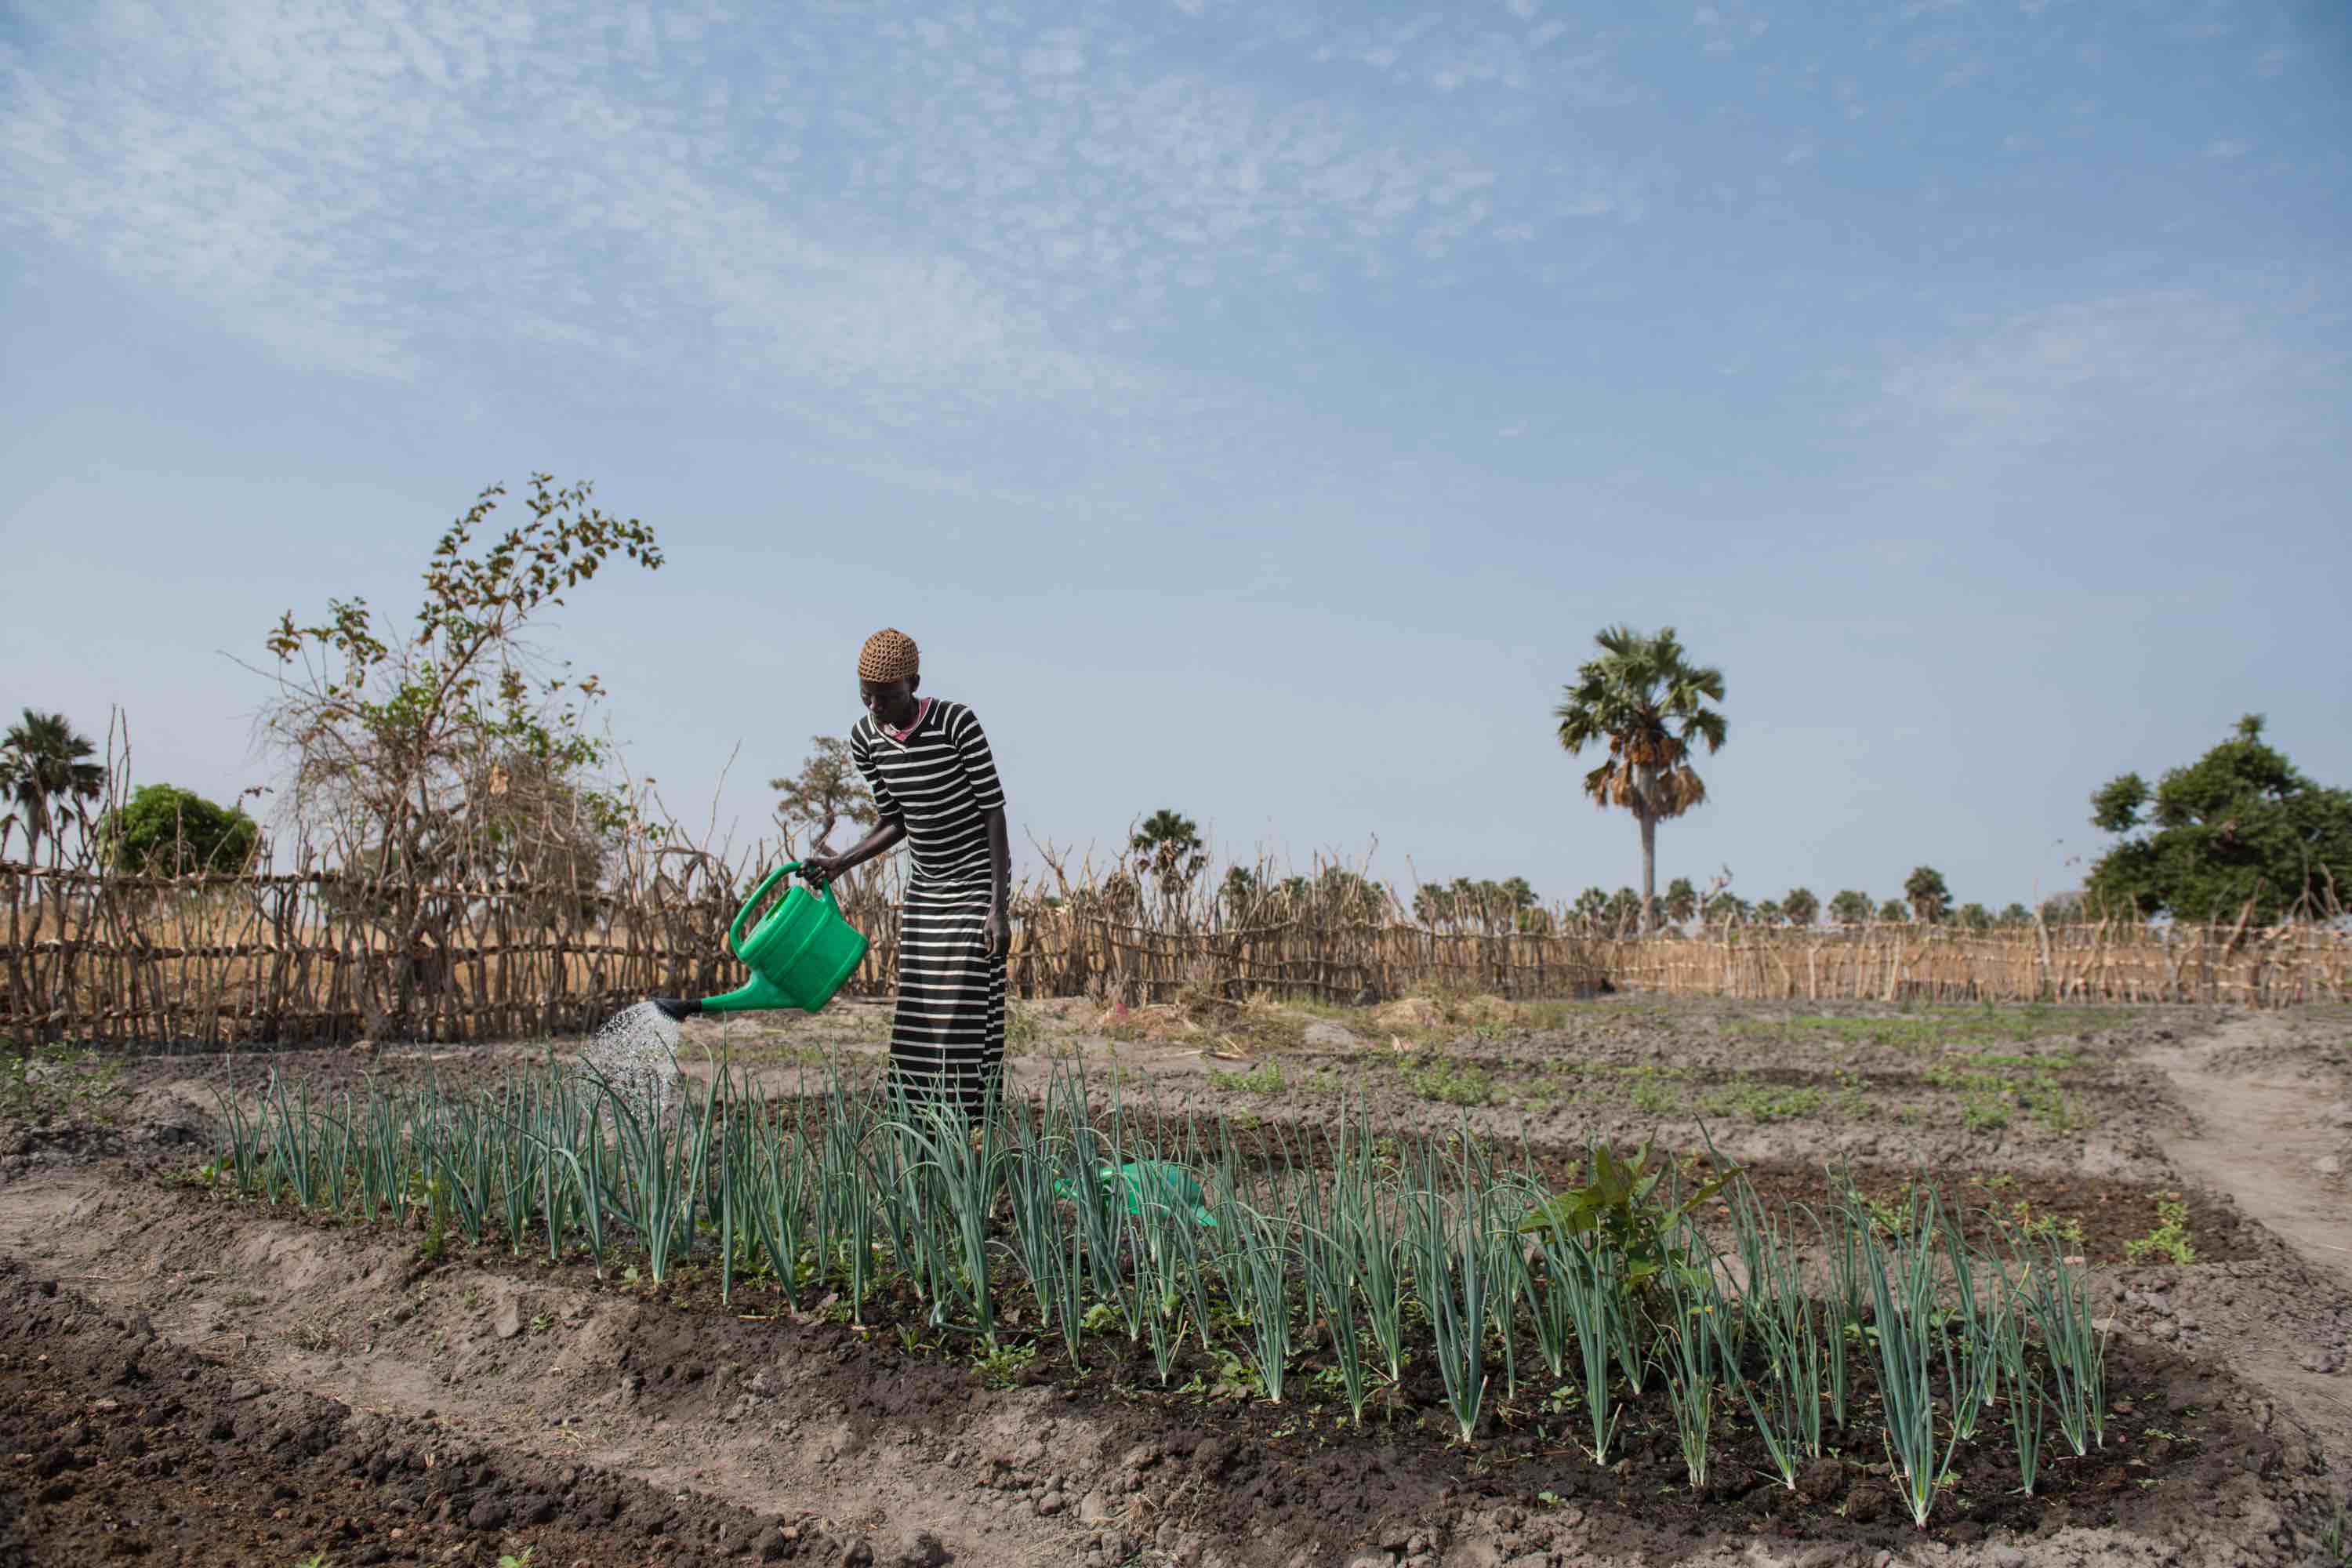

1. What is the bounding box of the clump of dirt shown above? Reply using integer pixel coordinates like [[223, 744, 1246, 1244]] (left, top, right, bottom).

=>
[[0, 1261, 894, 1567]]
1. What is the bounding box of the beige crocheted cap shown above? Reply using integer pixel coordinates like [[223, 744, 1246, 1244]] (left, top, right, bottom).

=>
[[857, 628, 920, 683]]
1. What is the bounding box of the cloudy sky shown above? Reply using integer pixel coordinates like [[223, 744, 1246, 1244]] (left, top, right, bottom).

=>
[[3, 0, 2347, 910]]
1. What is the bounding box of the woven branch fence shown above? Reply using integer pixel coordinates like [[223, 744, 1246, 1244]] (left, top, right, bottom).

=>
[[0, 861, 1612, 1048], [5, 862, 2343, 1050], [1599, 921, 2349, 1007]]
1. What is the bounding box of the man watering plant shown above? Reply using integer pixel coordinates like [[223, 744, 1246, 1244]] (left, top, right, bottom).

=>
[[796, 628, 1013, 1120]]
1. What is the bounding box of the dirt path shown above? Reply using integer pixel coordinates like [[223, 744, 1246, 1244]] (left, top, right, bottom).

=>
[[2150, 1014, 2352, 1289], [2143, 1013, 2352, 1462]]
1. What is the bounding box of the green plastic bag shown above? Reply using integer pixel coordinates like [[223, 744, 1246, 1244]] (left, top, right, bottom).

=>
[[1054, 1160, 1218, 1229]]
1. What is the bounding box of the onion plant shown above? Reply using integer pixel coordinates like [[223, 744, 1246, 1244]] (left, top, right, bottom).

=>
[[1537, 1227, 1621, 1465], [1725, 1189, 1823, 1486], [590, 1067, 716, 1285], [1218, 1203, 1295, 1404], [2022, 1240, 2107, 1455], [1657, 1249, 1730, 1490], [1994, 1299, 2045, 1495], [1407, 1181, 1488, 1445], [1858, 1194, 1966, 1530]]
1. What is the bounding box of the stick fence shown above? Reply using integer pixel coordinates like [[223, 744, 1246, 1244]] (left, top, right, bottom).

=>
[[4, 860, 2342, 1050]]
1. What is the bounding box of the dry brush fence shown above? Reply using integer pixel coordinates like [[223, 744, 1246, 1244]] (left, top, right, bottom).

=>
[[1600, 920, 2350, 1007], [7, 860, 2345, 1050], [0, 860, 1616, 1048]]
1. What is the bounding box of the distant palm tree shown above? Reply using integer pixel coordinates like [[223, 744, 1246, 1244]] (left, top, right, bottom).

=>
[[2, 710, 106, 865], [1904, 866, 1952, 925], [1828, 889, 1872, 926], [1664, 877, 1699, 925], [1782, 887, 1820, 927], [1220, 865, 1263, 924], [1554, 626, 1727, 932], [1129, 809, 1206, 881]]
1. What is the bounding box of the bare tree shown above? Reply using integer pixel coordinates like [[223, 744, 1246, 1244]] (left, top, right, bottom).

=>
[[771, 736, 877, 855], [256, 474, 662, 1041]]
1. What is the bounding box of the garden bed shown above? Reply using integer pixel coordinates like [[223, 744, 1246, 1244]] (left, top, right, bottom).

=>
[[2, 997, 2346, 1567]]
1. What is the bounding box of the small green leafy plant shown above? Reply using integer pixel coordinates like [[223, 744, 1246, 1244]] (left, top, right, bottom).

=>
[[971, 1341, 1037, 1388], [1208, 1059, 1289, 1094], [2, 1041, 123, 1120], [1396, 1054, 1500, 1106], [1518, 1139, 1733, 1299], [2123, 1194, 2196, 1264]]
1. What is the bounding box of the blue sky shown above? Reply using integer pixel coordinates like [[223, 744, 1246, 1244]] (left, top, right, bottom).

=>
[[3, 0, 2347, 913]]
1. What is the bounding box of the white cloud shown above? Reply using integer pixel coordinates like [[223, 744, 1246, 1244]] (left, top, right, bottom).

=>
[[2203, 137, 2252, 160], [1875, 290, 2342, 460], [1693, 3, 1769, 56], [0, 0, 1650, 424]]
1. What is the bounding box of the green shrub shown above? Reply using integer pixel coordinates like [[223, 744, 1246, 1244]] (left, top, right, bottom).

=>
[[96, 783, 259, 876]]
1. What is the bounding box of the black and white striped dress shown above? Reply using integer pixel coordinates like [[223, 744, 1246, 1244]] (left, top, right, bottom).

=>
[[849, 700, 1007, 1116]]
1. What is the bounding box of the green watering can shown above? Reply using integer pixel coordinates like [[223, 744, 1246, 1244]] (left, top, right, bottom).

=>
[[656, 862, 869, 1018], [1055, 1160, 1219, 1229]]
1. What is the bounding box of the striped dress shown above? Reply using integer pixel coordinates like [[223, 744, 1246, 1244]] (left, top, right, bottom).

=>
[[849, 700, 1007, 1116]]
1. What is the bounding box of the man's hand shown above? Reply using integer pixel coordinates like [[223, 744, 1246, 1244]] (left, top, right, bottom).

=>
[[798, 855, 845, 889], [983, 902, 1012, 960]]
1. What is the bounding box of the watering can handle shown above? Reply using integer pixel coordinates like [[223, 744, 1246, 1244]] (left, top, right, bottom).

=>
[[728, 862, 843, 957]]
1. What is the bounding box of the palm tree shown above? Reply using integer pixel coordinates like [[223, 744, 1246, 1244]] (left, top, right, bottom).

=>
[[1828, 889, 1871, 926], [1555, 626, 1727, 932], [1129, 809, 1206, 882], [1903, 866, 1951, 925], [1220, 866, 1262, 924], [1782, 887, 1820, 927], [3, 710, 106, 866], [1664, 877, 1698, 925]]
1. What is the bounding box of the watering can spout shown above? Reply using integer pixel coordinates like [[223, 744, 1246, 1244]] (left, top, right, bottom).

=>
[[699, 971, 798, 1014]]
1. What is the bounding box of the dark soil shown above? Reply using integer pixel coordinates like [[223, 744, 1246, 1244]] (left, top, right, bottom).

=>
[[0, 1261, 890, 1568], [1730, 1161, 2262, 1266], [162, 1171, 2292, 1565]]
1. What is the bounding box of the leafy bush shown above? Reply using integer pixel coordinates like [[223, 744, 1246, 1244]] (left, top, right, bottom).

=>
[[2087, 714, 2352, 924], [96, 783, 258, 876]]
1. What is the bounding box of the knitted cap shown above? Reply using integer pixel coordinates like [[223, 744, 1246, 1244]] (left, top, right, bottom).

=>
[[857, 628, 920, 683]]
